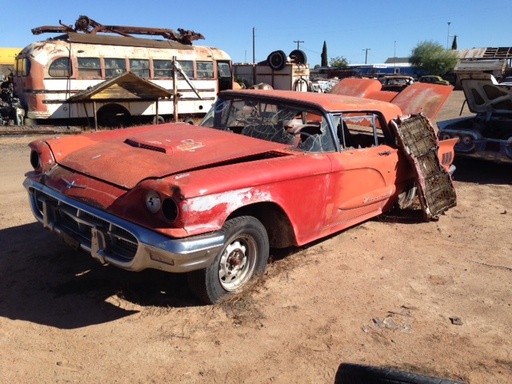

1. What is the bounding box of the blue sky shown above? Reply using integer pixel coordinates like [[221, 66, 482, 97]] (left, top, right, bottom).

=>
[[1, 1, 510, 66]]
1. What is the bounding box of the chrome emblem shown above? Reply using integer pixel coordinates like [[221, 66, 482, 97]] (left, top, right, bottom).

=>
[[63, 178, 86, 189]]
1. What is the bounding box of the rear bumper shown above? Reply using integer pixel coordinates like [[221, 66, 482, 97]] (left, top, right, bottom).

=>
[[23, 178, 224, 273]]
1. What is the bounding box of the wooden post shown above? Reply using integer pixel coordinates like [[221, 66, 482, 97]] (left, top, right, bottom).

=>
[[93, 101, 98, 130], [173, 56, 179, 122]]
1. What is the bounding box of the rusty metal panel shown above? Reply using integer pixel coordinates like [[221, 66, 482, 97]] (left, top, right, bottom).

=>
[[32, 15, 203, 46], [391, 83, 453, 121], [67, 32, 193, 50], [391, 115, 456, 221], [330, 77, 383, 98]]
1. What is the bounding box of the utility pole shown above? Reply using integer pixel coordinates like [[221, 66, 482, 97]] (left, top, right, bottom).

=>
[[447, 22, 451, 49], [393, 41, 396, 73], [362, 48, 371, 64], [293, 40, 304, 50], [253, 27, 256, 64]]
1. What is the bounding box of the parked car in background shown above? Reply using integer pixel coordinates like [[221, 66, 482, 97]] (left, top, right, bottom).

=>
[[379, 75, 415, 92], [24, 84, 457, 304], [419, 75, 450, 86], [499, 76, 512, 85], [438, 72, 512, 163]]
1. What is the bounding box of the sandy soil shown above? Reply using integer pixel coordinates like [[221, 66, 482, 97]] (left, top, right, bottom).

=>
[[0, 91, 511, 384]]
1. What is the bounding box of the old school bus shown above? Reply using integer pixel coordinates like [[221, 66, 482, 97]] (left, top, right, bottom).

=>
[[13, 16, 234, 127]]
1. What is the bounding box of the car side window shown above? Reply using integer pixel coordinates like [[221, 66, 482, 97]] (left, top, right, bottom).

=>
[[200, 98, 336, 152], [335, 113, 388, 149]]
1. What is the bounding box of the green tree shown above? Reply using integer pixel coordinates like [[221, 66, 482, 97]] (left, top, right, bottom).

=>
[[451, 35, 458, 50], [409, 40, 458, 75], [321, 41, 328, 67], [329, 56, 348, 69]]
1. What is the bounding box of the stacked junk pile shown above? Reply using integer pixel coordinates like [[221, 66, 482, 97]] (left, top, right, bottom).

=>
[[0, 75, 23, 126]]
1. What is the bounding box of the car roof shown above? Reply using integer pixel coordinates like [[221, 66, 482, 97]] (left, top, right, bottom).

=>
[[219, 89, 403, 121]]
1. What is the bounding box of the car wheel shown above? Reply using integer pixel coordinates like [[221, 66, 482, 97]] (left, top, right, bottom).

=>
[[335, 363, 464, 384], [187, 216, 269, 304]]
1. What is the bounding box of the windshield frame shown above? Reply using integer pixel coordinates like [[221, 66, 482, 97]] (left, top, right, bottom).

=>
[[200, 95, 338, 153]]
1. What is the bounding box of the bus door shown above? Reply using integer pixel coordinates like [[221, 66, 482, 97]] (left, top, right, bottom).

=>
[[217, 61, 233, 91]]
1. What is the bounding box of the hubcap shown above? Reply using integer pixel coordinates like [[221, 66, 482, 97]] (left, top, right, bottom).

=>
[[218, 240, 252, 291]]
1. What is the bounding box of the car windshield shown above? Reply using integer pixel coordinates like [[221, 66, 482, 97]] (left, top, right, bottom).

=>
[[200, 96, 337, 153]]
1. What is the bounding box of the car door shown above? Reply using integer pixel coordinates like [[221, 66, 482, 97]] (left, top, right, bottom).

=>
[[323, 112, 401, 231]]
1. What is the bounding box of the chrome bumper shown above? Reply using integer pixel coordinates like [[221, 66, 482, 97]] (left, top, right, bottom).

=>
[[23, 178, 224, 273]]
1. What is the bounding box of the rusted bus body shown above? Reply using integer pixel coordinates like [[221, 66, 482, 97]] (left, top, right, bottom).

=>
[[13, 33, 233, 124]]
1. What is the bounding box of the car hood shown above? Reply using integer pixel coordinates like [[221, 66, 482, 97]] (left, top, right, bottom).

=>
[[459, 72, 512, 114], [46, 124, 289, 189], [390, 82, 453, 121], [332, 78, 452, 121]]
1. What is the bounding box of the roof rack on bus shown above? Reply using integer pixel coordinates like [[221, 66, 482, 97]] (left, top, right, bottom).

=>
[[31, 15, 205, 45]]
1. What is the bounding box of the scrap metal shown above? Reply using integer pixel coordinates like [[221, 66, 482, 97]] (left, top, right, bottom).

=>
[[31, 15, 204, 45]]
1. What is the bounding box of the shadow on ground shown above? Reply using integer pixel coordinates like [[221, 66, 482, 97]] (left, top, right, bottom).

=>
[[451, 158, 511, 185], [0, 223, 203, 329]]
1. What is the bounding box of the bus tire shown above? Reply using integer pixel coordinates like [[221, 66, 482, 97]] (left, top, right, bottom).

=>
[[97, 104, 130, 128], [153, 115, 165, 125], [267, 50, 287, 71]]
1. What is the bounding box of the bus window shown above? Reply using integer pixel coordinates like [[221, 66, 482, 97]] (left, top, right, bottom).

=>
[[15, 58, 29, 77], [154, 60, 172, 78], [129, 59, 150, 78], [105, 58, 126, 78], [49, 57, 71, 77], [77, 58, 101, 78], [177, 60, 193, 79], [196, 61, 214, 79], [218, 61, 231, 78], [217, 61, 232, 91]]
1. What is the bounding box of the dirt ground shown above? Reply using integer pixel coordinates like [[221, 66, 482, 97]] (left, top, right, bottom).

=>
[[0, 90, 511, 384]]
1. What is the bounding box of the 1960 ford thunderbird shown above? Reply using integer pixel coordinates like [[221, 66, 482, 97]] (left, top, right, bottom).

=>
[[24, 83, 457, 303]]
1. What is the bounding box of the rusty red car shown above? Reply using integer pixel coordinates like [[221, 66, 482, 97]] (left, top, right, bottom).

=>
[[24, 83, 457, 303]]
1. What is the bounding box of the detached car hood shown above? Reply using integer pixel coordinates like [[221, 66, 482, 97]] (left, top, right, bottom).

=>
[[459, 72, 512, 114], [332, 78, 452, 121], [390, 82, 453, 121], [46, 124, 288, 189]]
